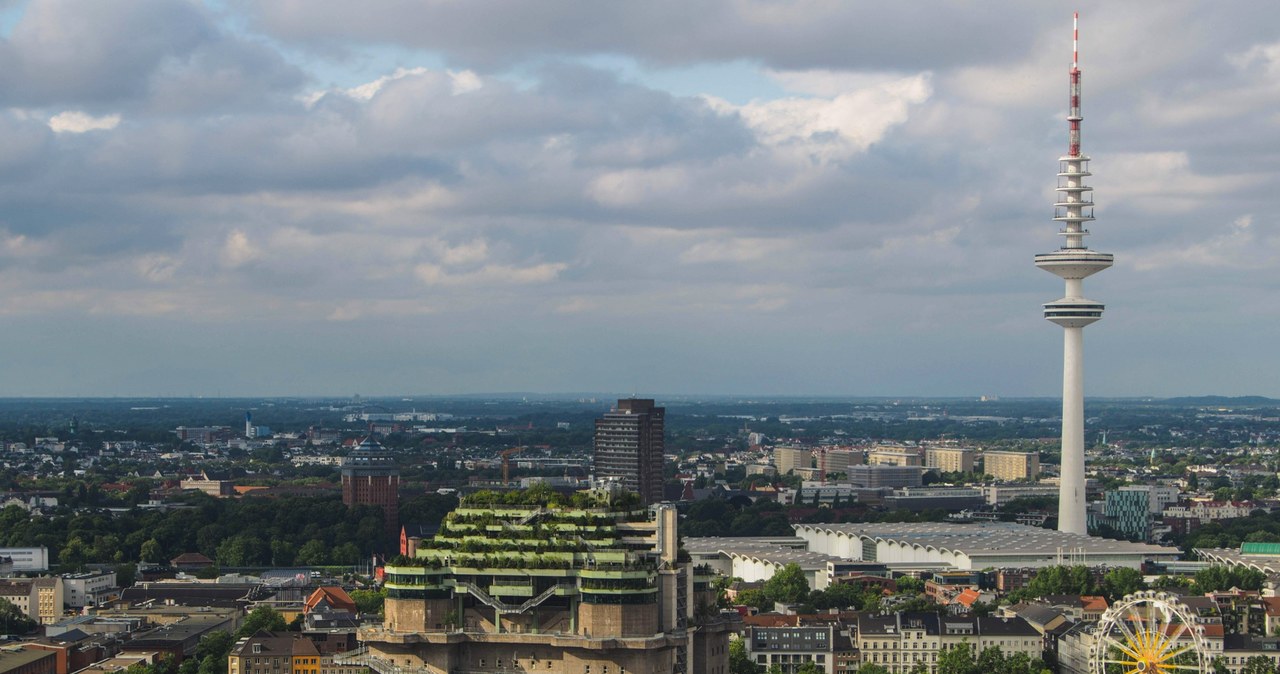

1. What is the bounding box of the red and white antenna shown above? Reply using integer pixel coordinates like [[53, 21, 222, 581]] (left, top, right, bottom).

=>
[[1072, 11, 1079, 71], [1067, 12, 1082, 157]]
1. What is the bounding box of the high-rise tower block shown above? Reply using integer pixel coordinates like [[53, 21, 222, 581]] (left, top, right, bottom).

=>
[[593, 398, 665, 505]]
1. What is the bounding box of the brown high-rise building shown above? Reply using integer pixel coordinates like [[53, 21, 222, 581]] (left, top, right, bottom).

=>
[[341, 437, 399, 539], [593, 398, 665, 505]]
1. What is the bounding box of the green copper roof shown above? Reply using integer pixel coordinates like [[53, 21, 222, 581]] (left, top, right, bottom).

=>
[[1241, 542, 1280, 556]]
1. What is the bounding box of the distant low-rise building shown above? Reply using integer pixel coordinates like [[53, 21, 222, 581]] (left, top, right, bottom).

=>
[[847, 465, 924, 489], [64, 571, 117, 609], [867, 447, 922, 467], [228, 632, 325, 674], [0, 548, 49, 573], [0, 649, 56, 674], [32, 578, 64, 625], [0, 580, 39, 620], [745, 624, 835, 674]]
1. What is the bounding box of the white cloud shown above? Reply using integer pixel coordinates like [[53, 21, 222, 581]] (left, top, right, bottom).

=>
[[135, 254, 180, 282], [1106, 152, 1260, 213], [449, 69, 483, 95], [48, 110, 120, 133], [302, 66, 481, 107], [220, 229, 261, 268], [414, 262, 567, 286], [587, 167, 689, 207], [1229, 41, 1280, 77], [434, 238, 490, 267], [706, 72, 931, 162], [1133, 215, 1271, 272], [679, 237, 778, 264]]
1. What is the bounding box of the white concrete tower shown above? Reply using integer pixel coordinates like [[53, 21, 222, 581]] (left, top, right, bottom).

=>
[[1035, 13, 1113, 536]]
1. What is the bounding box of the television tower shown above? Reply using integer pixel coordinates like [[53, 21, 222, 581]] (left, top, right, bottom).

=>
[[1035, 12, 1112, 536]]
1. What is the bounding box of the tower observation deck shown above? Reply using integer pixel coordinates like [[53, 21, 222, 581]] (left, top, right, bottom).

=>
[[1035, 13, 1112, 536]]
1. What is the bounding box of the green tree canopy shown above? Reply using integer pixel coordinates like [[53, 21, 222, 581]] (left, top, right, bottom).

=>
[[763, 563, 811, 605], [1242, 656, 1277, 674], [729, 638, 764, 674], [1194, 565, 1265, 593], [0, 598, 36, 635], [1102, 567, 1146, 600], [937, 643, 977, 674], [237, 606, 286, 637]]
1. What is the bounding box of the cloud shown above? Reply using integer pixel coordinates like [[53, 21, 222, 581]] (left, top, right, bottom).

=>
[[709, 73, 931, 162], [48, 111, 121, 133], [1132, 215, 1273, 272], [414, 262, 567, 287], [220, 230, 261, 268], [4, 3, 1280, 395]]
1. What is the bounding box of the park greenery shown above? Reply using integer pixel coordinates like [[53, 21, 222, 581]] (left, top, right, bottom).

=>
[[0, 490, 458, 569]]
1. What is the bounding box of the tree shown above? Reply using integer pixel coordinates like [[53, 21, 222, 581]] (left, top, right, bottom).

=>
[[735, 589, 771, 611], [729, 638, 764, 674], [236, 606, 286, 637], [856, 665, 891, 674], [0, 598, 35, 635], [115, 562, 137, 589], [937, 643, 977, 674], [1102, 567, 1146, 600], [296, 539, 328, 566], [763, 563, 811, 605], [1195, 566, 1265, 594], [795, 662, 823, 674], [1242, 656, 1277, 674], [351, 588, 386, 615], [895, 576, 924, 594], [140, 538, 164, 563]]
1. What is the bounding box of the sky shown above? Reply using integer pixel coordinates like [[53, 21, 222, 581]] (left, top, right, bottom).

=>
[[0, 1, 1278, 398]]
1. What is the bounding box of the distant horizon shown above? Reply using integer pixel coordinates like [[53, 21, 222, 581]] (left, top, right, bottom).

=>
[[0, 392, 1275, 403]]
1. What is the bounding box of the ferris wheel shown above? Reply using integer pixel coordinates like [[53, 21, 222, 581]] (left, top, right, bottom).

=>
[[1089, 591, 1210, 674]]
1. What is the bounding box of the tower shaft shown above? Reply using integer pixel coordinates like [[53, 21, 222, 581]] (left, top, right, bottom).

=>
[[1059, 327, 1087, 534]]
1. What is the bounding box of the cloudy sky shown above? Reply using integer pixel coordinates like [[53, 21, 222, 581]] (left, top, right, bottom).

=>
[[0, 1, 1276, 398]]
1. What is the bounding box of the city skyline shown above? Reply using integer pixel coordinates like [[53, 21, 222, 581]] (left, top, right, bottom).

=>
[[0, 2, 1278, 397]]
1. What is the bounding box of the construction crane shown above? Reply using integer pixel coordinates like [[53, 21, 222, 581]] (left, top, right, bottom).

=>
[[501, 446, 525, 486]]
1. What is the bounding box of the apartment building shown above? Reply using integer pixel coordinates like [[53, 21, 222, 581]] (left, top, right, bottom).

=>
[[924, 448, 975, 474], [855, 612, 1041, 674], [982, 452, 1040, 482]]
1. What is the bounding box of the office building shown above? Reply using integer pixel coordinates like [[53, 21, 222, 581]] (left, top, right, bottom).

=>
[[0, 547, 49, 572], [818, 448, 862, 476], [1102, 486, 1179, 542], [847, 465, 924, 489], [982, 451, 1040, 482], [340, 437, 400, 538], [63, 571, 116, 609], [593, 398, 665, 505], [774, 446, 812, 475], [867, 447, 922, 467]]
